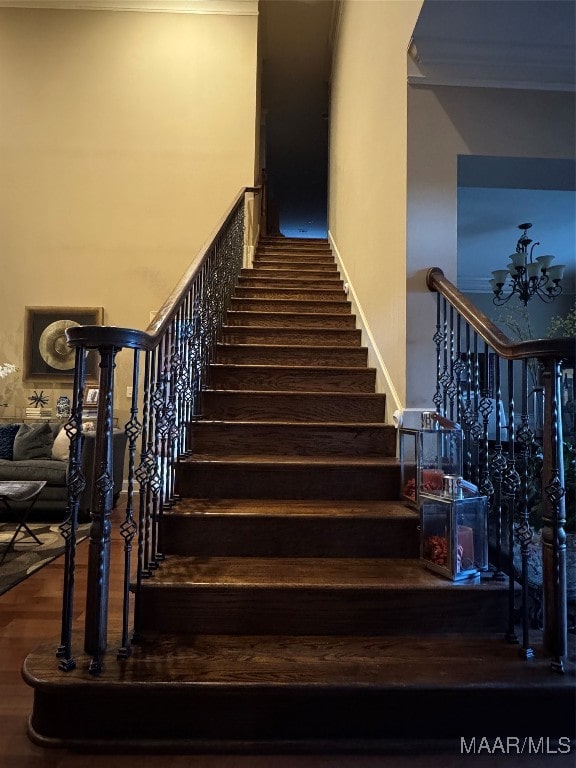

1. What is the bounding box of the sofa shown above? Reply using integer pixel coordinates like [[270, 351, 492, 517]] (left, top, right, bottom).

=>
[[0, 421, 127, 519]]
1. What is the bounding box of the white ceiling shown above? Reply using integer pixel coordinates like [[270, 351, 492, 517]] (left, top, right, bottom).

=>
[[409, 0, 576, 92]]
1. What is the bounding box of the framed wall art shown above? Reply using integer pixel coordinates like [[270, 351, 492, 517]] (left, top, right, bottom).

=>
[[24, 307, 104, 382]]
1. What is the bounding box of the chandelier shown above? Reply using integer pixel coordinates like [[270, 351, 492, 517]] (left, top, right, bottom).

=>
[[491, 223, 565, 306]]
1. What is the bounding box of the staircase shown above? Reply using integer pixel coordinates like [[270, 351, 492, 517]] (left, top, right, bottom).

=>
[[24, 236, 575, 753]]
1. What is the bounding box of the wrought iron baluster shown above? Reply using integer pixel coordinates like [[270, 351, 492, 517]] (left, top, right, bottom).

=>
[[439, 298, 450, 416], [461, 322, 474, 481], [446, 305, 457, 421], [491, 354, 507, 582], [432, 294, 443, 413], [478, 342, 494, 500], [516, 359, 535, 659], [503, 360, 520, 645], [118, 349, 141, 660], [452, 313, 465, 426], [133, 350, 154, 639], [57, 346, 87, 670], [85, 344, 119, 674]]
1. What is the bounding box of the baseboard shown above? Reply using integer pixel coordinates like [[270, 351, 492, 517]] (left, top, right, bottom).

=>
[[328, 231, 403, 420]]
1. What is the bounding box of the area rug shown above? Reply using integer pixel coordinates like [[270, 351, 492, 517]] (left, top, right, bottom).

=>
[[0, 522, 90, 596]]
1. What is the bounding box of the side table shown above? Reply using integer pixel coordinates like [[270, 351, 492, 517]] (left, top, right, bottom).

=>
[[0, 480, 47, 565]]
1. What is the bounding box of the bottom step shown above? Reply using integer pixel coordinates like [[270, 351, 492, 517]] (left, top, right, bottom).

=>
[[24, 632, 575, 752]]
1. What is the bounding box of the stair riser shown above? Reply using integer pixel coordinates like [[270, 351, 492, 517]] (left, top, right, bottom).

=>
[[175, 463, 398, 500], [30, 686, 575, 748], [162, 514, 419, 558], [216, 345, 368, 366], [256, 243, 332, 256], [229, 299, 351, 314], [208, 366, 376, 393], [251, 261, 338, 277], [200, 391, 386, 422], [234, 288, 346, 301], [226, 312, 356, 328], [254, 255, 334, 264], [137, 584, 508, 636], [220, 328, 361, 346], [189, 423, 397, 457], [239, 278, 343, 290]]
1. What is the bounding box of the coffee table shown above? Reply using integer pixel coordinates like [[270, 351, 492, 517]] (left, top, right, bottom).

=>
[[0, 480, 47, 565]]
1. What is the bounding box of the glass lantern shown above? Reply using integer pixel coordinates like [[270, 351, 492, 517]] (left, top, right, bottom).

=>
[[399, 417, 463, 509], [420, 476, 488, 581]]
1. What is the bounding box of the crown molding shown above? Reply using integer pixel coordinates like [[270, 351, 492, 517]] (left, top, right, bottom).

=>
[[408, 37, 576, 93], [408, 74, 576, 94], [0, 1, 258, 14]]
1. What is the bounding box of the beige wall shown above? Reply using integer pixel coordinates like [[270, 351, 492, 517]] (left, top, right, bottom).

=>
[[0, 6, 257, 418], [328, 0, 423, 416], [407, 85, 575, 406]]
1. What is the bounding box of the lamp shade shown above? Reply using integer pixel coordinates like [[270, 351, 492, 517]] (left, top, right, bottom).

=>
[[526, 262, 540, 279], [510, 252, 526, 268], [536, 255, 554, 269], [547, 264, 565, 281], [492, 270, 509, 285]]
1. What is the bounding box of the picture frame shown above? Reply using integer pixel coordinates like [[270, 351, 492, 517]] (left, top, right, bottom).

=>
[[84, 386, 100, 406], [24, 307, 103, 382]]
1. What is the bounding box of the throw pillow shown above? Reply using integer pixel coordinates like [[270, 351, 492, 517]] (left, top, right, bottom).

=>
[[13, 422, 55, 461], [52, 427, 71, 462], [0, 423, 21, 460]]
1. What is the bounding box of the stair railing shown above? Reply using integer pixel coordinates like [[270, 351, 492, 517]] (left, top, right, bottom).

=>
[[427, 268, 573, 672], [56, 187, 257, 674]]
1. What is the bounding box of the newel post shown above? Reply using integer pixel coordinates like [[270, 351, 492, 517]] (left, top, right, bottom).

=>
[[84, 344, 120, 673], [540, 357, 567, 672]]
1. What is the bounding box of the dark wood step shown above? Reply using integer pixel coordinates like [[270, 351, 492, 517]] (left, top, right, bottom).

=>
[[189, 421, 397, 457], [249, 259, 338, 277], [24, 632, 575, 751], [259, 239, 331, 250], [220, 326, 361, 346], [207, 364, 376, 392], [200, 390, 385, 422], [238, 276, 343, 290], [162, 500, 418, 558], [229, 298, 352, 314], [135, 556, 509, 636], [254, 255, 334, 263], [24, 632, 574, 751], [175, 455, 398, 500], [226, 311, 356, 328], [215, 344, 368, 366], [234, 287, 347, 301]]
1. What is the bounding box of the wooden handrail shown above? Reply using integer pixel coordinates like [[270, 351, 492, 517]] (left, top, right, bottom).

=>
[[427, 268, 574, 361]]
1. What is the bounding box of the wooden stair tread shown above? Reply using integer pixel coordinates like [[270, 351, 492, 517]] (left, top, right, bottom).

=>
[[24, 632, 574, 689], [226, 311, 354, 319], [209, 364, 374, 373], [230, 298, 351, 311], [168, 498, 414, 518], [142, 556, 504, 590], [180, 453, 398, 469], [202, 389, 384, 398], [234, 287, 347, 299], [194, 419, 392, 427], [217, 343, 365, 351]]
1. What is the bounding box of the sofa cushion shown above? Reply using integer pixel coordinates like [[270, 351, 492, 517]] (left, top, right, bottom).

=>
[[0, 458, 67, 486], [52, 427, 71, 461], [0, 423, 20, 460], [13, 422, 54, 461]]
